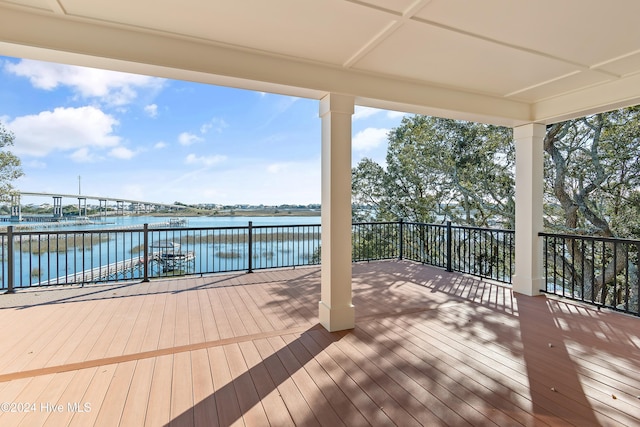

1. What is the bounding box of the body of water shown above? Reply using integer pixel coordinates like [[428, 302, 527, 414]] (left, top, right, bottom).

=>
[[7, 214, 321, 232]]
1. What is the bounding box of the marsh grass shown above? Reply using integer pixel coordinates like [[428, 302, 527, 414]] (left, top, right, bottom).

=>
[[21, 235, 110, 255], [12, 229, 320, 259], [216, 251, 242, 259], [254, 251, 275, 258], [167, 230, 320, 246], [132, 230, 320, 254]]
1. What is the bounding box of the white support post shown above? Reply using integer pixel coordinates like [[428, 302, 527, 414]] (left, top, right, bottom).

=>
[[512, 123, 546, 296], [10, 193, 21, 222], [318, 93, 355, 332], [53, 196, 63, 218]]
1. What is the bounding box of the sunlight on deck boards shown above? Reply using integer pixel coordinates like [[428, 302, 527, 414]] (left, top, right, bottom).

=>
[[0, 261, 638, 426]]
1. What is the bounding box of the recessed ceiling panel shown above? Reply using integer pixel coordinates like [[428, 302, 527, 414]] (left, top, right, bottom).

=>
[[349, 0, 420, 14], [506, 70, 612, 103], [0, 0, 51, 11], [59, 0, 395, 66], [595, 52, 640, 77], [353, 20, 580, 98], [415, 0, 640, 67]]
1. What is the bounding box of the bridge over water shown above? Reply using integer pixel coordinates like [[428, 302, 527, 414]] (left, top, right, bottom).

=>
[[6, 191, 189, 222]]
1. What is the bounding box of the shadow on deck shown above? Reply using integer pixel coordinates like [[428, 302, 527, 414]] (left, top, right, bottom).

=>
[[0, 260, 638, 426]]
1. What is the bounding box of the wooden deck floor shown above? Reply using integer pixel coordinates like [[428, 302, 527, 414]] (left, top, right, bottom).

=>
[[0, 260, 638, 426]]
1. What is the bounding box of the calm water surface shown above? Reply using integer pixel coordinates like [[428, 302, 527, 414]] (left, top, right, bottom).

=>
[[11, 215, 321, 231]]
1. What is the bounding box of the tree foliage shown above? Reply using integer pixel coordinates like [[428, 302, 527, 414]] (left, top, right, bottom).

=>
[[352, 115, 514, 227], [543, 108, 640, 309], [0, 121, 23, 201], [353, 109, 640, 237], [544, 107, 640, 238]]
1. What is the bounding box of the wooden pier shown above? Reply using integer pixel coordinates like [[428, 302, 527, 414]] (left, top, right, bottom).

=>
[[35, 257, 146, 286], [35, 246, 196, 286]]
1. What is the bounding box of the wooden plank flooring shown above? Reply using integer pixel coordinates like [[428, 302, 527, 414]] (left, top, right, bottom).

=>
[[0, 260, 639, 426]]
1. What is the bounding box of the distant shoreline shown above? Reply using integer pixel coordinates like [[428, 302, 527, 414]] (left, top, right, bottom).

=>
[[147, 209, 321, 218], [0, 210, 321, 231]]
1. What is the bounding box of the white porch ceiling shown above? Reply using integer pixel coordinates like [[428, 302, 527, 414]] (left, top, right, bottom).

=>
[[1, 0, 640, 126]]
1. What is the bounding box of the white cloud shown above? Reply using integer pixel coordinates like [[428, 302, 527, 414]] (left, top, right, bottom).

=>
[[259, 96, 301, 128], [387, 110, 408, 119], [25, 160, 47, 169], [354, 106, 382, 121], [8, 106, 120, 157], [267, 163, 287, 174], [109, 146, 136, 160], [121, 184, 145, 201], [353, 127, 389, 151], [70, 147, 97, 163], [154, 141, 168, 149], [200, 117, 228, 134], [166, 157, 320, 204], [185, 153, 227, 166], [178, 132, 203, 146], [144, 104, 158, 118], [4, 59, 164, 106]]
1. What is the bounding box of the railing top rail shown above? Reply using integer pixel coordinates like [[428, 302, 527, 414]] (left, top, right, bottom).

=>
[[401, 221, 447, 228], [352, 221, 398, 226], [251, 223, 321, 229], [539, 231, 640, 245], [401, 221, 513, 233], [0, 222, 328, 237], [0, 221, 518, 235], [1, 224, 254, 236], [449, 224, 514, 233]]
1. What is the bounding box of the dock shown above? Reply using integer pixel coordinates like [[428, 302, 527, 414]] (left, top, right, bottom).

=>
[[35, 256, 146, 286]]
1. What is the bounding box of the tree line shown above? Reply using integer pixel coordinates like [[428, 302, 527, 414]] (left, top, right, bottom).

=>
[[353, 107, 640, 240]]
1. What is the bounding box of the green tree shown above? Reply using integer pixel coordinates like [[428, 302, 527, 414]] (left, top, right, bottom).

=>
[[544, 107, 640, 238], [351, 158, 387, 222], [0, 121, 23, 201], [543, 107, 640, 309], [352, 116, 514, 227]]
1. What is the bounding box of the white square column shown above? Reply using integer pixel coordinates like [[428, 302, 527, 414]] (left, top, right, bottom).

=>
[[512, 123, 546, 296], [318, 93, 355, 331]]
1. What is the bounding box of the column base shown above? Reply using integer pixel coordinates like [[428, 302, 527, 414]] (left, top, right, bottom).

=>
[[319, 301, 355, 332], [512, 275, 544, 296]]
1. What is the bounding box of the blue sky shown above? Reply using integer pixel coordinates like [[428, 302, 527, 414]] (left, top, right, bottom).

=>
[[0, 56, 406, 206]]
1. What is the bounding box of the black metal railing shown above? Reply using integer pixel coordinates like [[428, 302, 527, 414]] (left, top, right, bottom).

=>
[[449, 224, 515, 283], [397, 221, 514, 283], [0, 222, 322, 290], [352, 221, 399, 261], [350, 220, 515, 284], [249, 224, 322, 270], [7, 220, 639, 316], [541, 232, 640, 316], [1, 220, 515, 290]]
